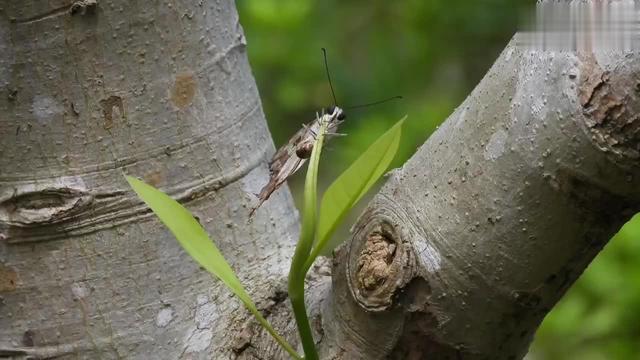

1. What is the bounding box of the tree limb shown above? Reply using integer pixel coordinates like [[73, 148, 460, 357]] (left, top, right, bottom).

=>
[[323, 39, 640, 359]]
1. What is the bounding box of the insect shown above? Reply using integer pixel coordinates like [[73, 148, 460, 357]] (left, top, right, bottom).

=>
[[249, 49, 400, 217]]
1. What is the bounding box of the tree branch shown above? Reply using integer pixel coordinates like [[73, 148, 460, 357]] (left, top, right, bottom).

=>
[[324, 39, 640, 359]]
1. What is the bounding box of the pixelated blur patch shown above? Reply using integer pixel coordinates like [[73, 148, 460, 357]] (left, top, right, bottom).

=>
[[516, 1, 640, 52]]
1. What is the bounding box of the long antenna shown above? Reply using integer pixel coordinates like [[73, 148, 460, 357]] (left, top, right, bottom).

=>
[[322, 48, 338, 106], [346, 95, 403, 110]]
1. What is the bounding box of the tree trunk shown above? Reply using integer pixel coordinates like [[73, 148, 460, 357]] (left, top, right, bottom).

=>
[[2, 1, 639, 360], [1, 1, 300, 359]]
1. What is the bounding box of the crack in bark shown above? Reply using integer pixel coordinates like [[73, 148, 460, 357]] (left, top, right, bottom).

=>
[[12, 5, 72, 24], [389, 278, 471, 360], [232, 282, 289, 356], [1, 151, 265, 243], [10, 0, 97, 24]]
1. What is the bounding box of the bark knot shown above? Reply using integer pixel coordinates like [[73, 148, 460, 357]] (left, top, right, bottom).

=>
[[347, 212, 416, 312], [356, 232, 396, 291]]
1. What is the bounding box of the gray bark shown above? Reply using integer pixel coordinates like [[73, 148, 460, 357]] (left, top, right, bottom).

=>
[[2, 1, 640, 360], [0, 1, 301, 359]]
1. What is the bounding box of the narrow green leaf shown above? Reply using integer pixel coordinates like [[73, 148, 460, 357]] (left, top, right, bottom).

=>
[[125, 176, 301, 360], [289, 123, 325, 277], [307, 116, 405, 264], [287, 122, 326, 360]]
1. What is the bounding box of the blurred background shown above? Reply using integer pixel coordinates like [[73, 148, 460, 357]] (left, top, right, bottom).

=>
[[235, 1, 640, 359]]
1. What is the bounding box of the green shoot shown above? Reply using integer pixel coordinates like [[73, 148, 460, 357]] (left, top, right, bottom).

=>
[[287, 121, 327, 360], [303, 116, 405, 273], [125, 116, 405, 359], [125, 176, 301, 360]]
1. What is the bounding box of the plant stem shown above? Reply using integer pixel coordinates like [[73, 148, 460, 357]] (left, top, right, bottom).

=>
[[288, 281, 319, 360], [288, 122, 326, 360]]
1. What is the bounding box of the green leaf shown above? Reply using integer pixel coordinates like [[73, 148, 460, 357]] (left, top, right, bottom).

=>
[[289, 123, 325, 278], [125, 176, 301, 360], [306, 116, 405, 265]]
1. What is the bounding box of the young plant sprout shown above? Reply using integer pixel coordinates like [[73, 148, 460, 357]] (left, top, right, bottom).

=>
[[125, 116, 403, 359], [126, 49, 405, 359]]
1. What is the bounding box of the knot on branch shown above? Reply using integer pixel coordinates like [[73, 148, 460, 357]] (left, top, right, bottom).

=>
[[346, 203, 416, 312], [356, 232, 397, 291]]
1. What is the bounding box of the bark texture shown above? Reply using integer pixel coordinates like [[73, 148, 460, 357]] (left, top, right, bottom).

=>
[[0, 1, 302, 359], [3, 1, 640, 360], [323, 42, 640, 359]]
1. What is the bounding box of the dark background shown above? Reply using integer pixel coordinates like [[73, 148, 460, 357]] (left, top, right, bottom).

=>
[[236, 1, 640, 358]]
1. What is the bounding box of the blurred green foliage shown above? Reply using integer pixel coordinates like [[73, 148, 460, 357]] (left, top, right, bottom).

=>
[[237, 0, 530, 180], [236, 1, 640, 359], [529, 216, 640, 360]]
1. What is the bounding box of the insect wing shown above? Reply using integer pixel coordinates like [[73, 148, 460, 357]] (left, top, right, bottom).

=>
[[249, 124, 313, 217], [269, 125, 309, 174]]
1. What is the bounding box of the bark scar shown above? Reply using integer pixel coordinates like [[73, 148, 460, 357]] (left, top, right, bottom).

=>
[[578, 54, 640, 161], [99, 95, 125, 129], [231, 287, 288, 355], [11, 0, 96, 24], [171, 73, 197, 109], [0, 187, 93, 227], [70, 0, 98, 16], [0, 264, 18, 292]]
